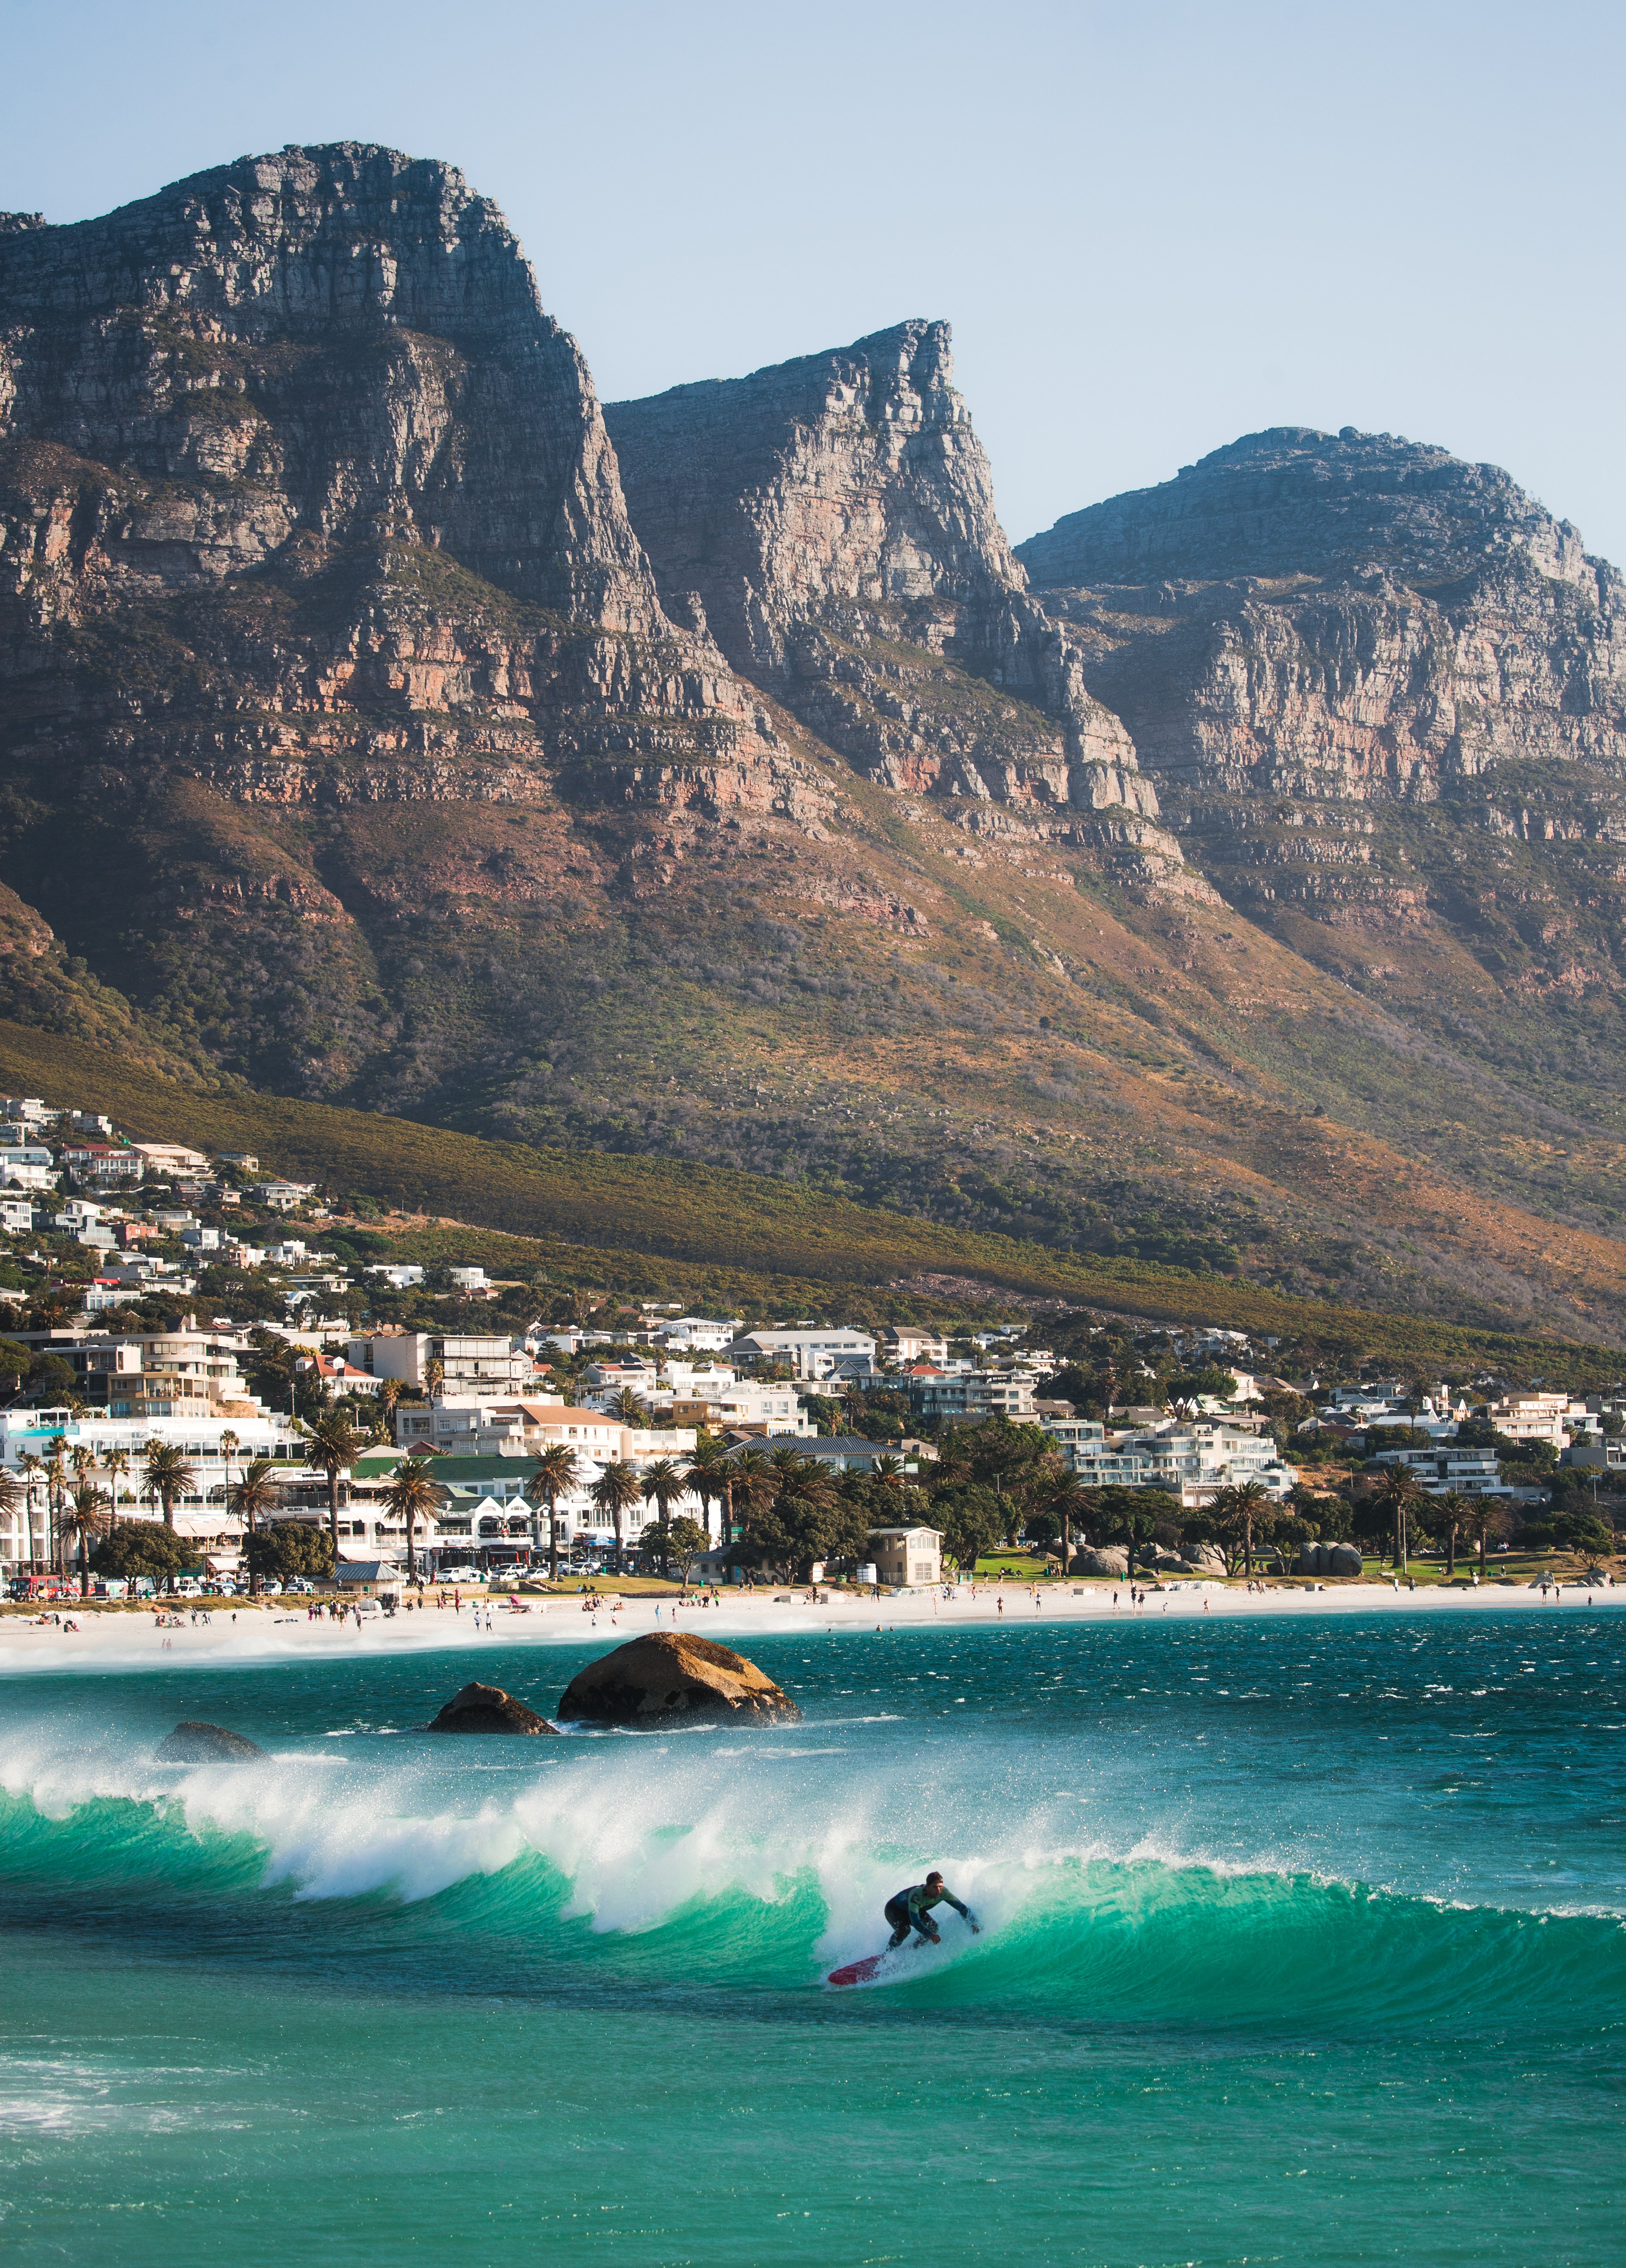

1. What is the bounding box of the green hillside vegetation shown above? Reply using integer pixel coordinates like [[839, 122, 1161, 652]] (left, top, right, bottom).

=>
[[2, 1018, 1622, 1382]]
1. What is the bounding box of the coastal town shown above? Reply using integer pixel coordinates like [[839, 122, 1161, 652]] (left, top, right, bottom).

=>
[[0, 1092, 1619, 1602]]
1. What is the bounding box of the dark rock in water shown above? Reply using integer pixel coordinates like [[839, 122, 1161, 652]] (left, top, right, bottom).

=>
[[427, 1681, 557, 1735], [556, 1630, 801, 1726], [158, 1721, 263, 1761]]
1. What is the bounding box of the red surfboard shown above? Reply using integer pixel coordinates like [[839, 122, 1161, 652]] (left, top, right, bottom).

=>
[[827, 1953, 888, 1987]]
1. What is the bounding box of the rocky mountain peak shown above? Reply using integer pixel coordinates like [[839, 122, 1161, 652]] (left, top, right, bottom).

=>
[[604, 322, 1182, 879], [605, 316, 1025, 661], [0, 142, 659, 626], [1018, 423, 1598, 594]]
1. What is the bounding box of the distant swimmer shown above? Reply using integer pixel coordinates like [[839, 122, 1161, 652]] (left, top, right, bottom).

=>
[[884, 1871, 981, 1950]]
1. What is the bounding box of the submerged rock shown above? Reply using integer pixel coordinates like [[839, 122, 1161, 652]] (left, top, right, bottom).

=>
[[157, 1721, 263, 1761], [556, 1630, 801, 1726], [427, 1681, 558, 1735]]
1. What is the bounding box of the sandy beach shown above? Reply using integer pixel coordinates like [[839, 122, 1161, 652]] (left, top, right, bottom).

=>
[[2, 1571, 1618, 1676]]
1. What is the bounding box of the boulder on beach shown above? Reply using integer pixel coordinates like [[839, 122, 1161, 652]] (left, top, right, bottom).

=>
[[157, 1721, 264, 1762], [556, 1630, 802, 1726], [1184, 1545, 1229, 1577], [427, 1681, 559, 1735], [1295, 1541, 1363, 1578], [1071, 1547, 1129, 1577]]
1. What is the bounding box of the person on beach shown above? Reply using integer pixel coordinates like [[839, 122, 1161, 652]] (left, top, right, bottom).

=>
[[885, 1872, 981, 1950]]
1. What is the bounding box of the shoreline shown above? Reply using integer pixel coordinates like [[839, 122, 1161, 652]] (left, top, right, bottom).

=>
[[2, 1574, 1620, 1676]]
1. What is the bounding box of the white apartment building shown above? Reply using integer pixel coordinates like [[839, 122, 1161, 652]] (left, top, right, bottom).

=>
[[1369, 1443, 1513, 1497], [731, 1328, 877, 1381], [1081, 1420, 1298, 1505], [1485, 1393, 1588, 1448], [0, 1146, 59, 1190], [0, 1406, 304, 1577], [391, 1396, 683, 1466], [880, 1327, 949, 1367], [351, 1332, 534, 1393], [655, 1316, 737, 1352]]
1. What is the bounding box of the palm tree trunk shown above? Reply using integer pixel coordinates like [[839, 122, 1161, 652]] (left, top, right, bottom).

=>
[[548, 1490, 559, 1582], [405, 1506, 415, 1582], [1446, 1523, 1456, 1578], [247, 1507, 258, 1597], [614, 1508, 624, 1575], [328, 1472, 340, 1564]]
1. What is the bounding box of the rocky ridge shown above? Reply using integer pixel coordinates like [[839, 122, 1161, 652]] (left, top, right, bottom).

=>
[[607, 324, 1193, 893], [2, 152, 1625, 1337], [1018, 428, 1626, 1048]]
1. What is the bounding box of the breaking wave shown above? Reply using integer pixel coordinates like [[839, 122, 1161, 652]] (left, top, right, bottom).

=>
[[3, 1720, 1620, 2031]]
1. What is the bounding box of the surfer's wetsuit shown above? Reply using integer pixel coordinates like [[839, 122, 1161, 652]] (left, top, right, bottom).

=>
[[885, 1881, 971, 1948]]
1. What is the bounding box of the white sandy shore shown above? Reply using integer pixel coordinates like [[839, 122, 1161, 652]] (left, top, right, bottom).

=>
[[0, 1575, 1619, 1677]]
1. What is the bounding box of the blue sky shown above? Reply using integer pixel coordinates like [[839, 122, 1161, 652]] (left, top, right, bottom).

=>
[[3, 0, 1621, 560]]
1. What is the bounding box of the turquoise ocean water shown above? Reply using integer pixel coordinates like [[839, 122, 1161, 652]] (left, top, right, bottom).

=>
[[1, 1607, 1622, 2266]]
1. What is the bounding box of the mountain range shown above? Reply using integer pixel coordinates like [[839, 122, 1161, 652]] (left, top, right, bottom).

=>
[[2, 143, 1624, 1342]]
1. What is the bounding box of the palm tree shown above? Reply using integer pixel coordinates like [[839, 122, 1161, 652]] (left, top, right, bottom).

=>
[[44, 1436, 68, 1575], [0, 1467, 19, 1577], [382, 1455, 443, 1582], [376, 1377, 404, 1432], [589, 1461, 644, 1574], [217, 1428, 240, 1514], [1376, 1464, 1424, 1572], [529, 1443, 581, 1582], [143, 1440, 196, 1531], [424, 1355, 445, 1399], [1048, 1472, 1089, 1577], [611, 1386, 647, 1425], [1211, 1480, 1273, 1576], [60, 1479, 108, 1599], [724, 1450, 777, 1565], [683, 1434, 727, 1552], [1435, 1488, 1472, 1580], [103, 1446, 130, 1532], [17, 1451, 43, 1570], [1465, 1494, 1508, 1576], [301, 1408, 368, 1565], [639, 1458, 687, 1576], [227, 1457, 282, 1597]]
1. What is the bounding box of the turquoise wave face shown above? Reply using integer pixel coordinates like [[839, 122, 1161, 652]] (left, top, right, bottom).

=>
[[1, 1610, 1622, 2266]]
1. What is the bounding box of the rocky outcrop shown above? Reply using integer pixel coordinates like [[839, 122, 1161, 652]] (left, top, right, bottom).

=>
[[0, 143, 663, 623], [1018, 426, 1626, 803], [427, 1681, 557, 1734], [556, 1630, 801, 1725], [157, 1720, 263, 1760], [1018, 425, 1626, 981], [0, 145, 828, 1096], [1294, 1541, 1364, 1578], [1071, 1547, 1129, 1577], [606, 324, 1184, 878]]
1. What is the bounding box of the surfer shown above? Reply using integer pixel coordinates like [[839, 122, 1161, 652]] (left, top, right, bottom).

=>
[[884, 1871, 981, 1950]]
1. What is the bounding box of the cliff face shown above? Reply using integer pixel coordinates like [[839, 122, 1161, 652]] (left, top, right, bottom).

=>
[[0, 145, 830, 1094], [0, 142, 657, 623], [1018, 426, 1626, 798], [1018, 426, 1626, 978], [606, 324, 1181, 879]]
